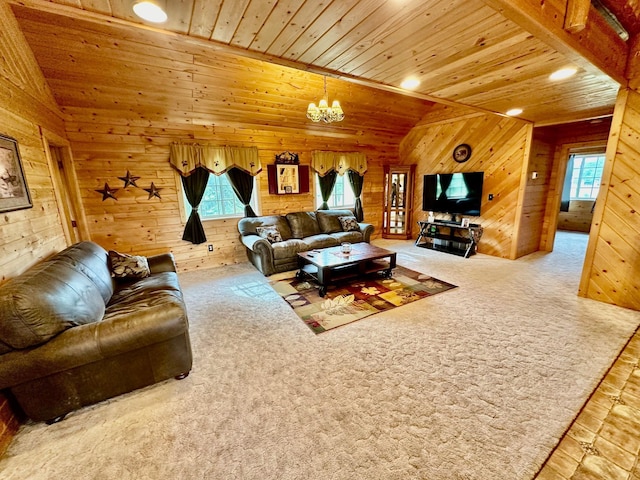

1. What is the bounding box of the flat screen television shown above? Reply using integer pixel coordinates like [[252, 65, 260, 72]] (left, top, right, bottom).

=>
[[422, 172, 484, 217]]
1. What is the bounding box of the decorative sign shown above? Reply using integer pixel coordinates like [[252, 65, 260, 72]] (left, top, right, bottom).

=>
[[275, 151, 299, 164]]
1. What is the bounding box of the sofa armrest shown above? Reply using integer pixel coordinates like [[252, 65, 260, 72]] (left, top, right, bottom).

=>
[[240, 235, 277, 276], [359, 222, 374, 242], [147, 253, 177, 274]]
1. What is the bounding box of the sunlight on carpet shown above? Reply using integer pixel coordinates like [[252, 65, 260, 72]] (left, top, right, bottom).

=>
[[269, 265, 457, 333]]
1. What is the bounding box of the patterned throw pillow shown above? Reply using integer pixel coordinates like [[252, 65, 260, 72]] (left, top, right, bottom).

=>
[[108, 250, 150, 279], [256, 225, 283, 244], [338, 215, 360, 232]]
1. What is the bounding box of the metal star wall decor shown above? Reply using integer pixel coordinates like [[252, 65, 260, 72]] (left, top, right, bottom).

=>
[[144, 182, 162, 200], [95, 183, 118, 201], [118, 170, 140, 188]]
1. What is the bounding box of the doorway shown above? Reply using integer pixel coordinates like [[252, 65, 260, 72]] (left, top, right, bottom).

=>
[[41, 128, 87, 244]]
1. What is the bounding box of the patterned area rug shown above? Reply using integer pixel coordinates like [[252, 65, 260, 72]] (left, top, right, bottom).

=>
[[269, 265, 457, 333]]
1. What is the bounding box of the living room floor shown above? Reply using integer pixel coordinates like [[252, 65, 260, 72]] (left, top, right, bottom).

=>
[[1, 231, 639, 479], [536, 322, 640, 479]]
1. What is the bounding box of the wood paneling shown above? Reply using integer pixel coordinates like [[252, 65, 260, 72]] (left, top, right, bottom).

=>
[[557, 200, 594, 232], [580, 88, 640, 310], [11, 0, 621, 125], [10, 10, 410, 271], [0, 0, 68, 457], [400, 109, 530, 259]]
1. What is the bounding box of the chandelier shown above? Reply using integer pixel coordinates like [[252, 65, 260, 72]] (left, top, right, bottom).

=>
[[306, 77, 345, 123]]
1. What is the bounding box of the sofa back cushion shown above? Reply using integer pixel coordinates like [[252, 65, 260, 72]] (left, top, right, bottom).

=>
[[286, 212, 320, 239], [316, 209, 356, 233], [0, 242, 111, 350], [238, 215, 292, 241]]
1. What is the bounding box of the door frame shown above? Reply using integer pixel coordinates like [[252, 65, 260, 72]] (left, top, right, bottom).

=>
[[40, 127, 89, 244]]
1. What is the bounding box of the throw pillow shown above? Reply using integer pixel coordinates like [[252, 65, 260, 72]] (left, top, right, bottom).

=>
[[256, 225, 283, 244], [108, 250, 150, 279], [338, 215, 360, 232]]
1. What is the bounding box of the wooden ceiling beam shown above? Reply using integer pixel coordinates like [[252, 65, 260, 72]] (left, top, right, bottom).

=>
[[481, 0, 629, 85], [564, 0, 590, 33]]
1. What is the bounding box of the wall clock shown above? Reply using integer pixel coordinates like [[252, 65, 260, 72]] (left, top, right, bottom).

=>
[[453, 144, 472, 163]]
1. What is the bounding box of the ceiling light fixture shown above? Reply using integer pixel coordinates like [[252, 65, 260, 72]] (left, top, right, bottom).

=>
[[133, 1, 168, 23], [549, 68, 578, 81], [506, 108, 523, 116], [306, 77, 344, 123], [400, 77, 420, 90]]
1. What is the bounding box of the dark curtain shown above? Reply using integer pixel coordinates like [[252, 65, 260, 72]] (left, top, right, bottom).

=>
[[317, 170, 338, 210], [560, 155, 574, 212], [181, 167, 209, 244], [437, 174, 453, 201], [226, 167, 256, 217], [347, 170, 364, 221]]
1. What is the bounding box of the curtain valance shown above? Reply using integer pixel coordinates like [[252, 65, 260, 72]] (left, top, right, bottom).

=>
[[311, 151, 367, 177], [169, 143, 261, 176]]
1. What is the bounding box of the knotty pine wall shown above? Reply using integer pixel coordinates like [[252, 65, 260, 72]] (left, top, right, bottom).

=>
[[68, 120, 395, 272], [400, 107, 532, 259], [580, 88, 640, 310], [0, 0, 68, 456]]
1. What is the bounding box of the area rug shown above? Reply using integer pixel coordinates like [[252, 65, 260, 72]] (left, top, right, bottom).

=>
[[269, 265, 457, 333]]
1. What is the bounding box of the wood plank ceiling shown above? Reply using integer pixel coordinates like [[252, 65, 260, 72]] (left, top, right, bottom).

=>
[[10, 0, 624, 127]]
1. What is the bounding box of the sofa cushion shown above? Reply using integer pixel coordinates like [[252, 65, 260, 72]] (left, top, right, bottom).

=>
[[109, 250, 151, 279], [330, 231, 365, 244], [301, 234, 340, 250], [0, 259, 106, 350], [286, 212, 320, 239], [238, 215, 292, 240], [338, 215, 360, 231], [271, 239, 308, 260], [256, 225, 283, 244], [316, 210, 354, 234]]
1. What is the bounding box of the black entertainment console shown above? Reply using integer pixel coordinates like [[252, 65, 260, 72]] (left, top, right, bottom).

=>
[[415, 220, 483, 258]]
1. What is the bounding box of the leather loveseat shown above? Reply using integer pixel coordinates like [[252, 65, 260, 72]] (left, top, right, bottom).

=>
[[0, 241, 192, 423], [238, 209, 374, 276]]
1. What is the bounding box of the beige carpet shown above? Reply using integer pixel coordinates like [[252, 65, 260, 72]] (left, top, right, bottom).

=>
[[2, 232, 640, 480]]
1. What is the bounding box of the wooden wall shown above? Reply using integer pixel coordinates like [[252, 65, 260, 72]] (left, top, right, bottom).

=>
[[0, 0, 68, 457], [580, 88, 640, 310], [8, 8, 424, 272], [558, 200, 594, 232], [400, 105, 531, 259]]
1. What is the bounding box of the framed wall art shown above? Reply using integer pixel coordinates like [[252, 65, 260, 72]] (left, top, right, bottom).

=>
[[276, 164, 299, 194], [0, 134, 32, 213]]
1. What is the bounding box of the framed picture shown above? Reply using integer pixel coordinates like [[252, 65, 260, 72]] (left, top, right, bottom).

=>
[[277, 164, 299, 194], [0, 134, 32, 213], [460, 218, 470, 227]]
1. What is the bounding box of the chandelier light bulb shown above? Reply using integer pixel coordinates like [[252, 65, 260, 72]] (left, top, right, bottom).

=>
[[306, 77, 345, 123]]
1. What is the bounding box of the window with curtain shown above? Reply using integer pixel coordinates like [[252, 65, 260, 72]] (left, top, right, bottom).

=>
[[181, 174, 258, 220], [569, 153, 606, 200], [315, 174, 355, 209]]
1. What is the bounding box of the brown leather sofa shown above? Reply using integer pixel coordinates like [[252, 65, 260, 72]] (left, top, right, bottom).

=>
[[0, 241, 192, 423], [238, 209, 374, 276]]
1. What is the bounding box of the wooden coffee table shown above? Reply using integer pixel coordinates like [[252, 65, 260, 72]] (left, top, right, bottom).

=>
[[297, 243, 397, 297]]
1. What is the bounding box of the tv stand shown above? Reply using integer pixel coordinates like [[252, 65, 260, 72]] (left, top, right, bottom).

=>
[[415, 220, 483, 258]]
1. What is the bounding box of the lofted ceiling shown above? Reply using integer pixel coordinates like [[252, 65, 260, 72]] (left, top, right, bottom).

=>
[[8, 0, 629, 131]]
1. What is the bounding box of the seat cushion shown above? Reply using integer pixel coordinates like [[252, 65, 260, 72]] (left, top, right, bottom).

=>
[[301, 234, 340, 250], [286, 212, 321, 239], [271, 239, 308, 260], [316, 210, 354, 234]]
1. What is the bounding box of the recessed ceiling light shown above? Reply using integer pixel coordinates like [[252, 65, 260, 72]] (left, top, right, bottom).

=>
[[133, 1, 167, 23], [506, 108, 523, 116], [549, 67, 577, 81], [400, 77, 420, 90]]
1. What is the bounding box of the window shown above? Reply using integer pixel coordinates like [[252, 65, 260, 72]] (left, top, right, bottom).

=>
[[569, 154, 605, 200], [182, 173, 257, 220], [315, 174, 356, 209]]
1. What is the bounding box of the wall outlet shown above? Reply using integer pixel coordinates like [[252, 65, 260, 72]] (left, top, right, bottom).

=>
[[488, 193, 494, 201], [207, 244, 213, 252]]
